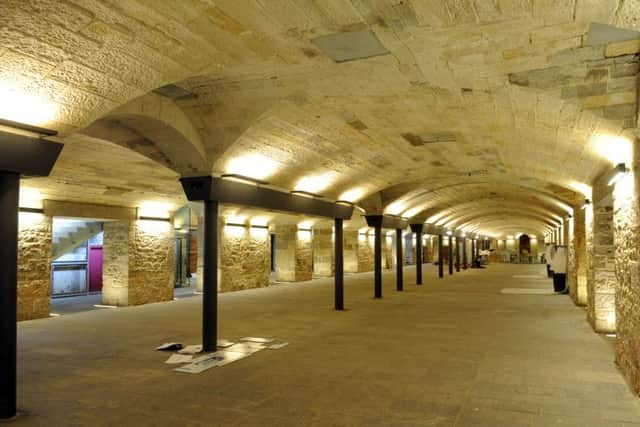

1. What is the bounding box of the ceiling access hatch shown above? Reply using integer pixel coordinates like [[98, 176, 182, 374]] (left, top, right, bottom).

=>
[[311, 30, 390, 63]]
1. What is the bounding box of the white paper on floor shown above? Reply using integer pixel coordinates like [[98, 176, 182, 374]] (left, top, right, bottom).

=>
[[501, 288, 555, 294], [178, 344, 203, 354], [227, 342, 265, 354], [266, 341, 289, 350], [165, 354, 194, 364], [174, 351, 249, 374], [156, 342, 184, 351], [240, 337, 274, 344]]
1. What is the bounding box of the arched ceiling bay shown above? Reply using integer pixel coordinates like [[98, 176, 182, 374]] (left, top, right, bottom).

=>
[[1, 0, 638, 235]]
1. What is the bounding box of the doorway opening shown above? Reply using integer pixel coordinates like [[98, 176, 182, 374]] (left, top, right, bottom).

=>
[[51, 218, 104, 298]]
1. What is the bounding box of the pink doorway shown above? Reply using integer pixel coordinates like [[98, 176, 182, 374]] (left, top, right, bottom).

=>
[[88, 245, 103, 293]]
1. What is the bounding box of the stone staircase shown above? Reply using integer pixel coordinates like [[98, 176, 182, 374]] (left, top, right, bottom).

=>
[[52, 221, 103, 261]]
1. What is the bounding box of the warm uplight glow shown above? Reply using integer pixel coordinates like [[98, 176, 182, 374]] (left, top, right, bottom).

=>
[[613, 170, 635, 203], [385, 201, 406, 216], [139, 201, 171, 219], [226, 153, 279, 181], [403, 207, 423, 219], [590, 133, 633, 165], [0, 83, 58, 126], [298, 221, 314, 229], [251, 216, 270, 227], [568, 181, 592, 199], [295, 173, 333, 194], [19, 187, 43, 209], [338, 188, 364, 203]]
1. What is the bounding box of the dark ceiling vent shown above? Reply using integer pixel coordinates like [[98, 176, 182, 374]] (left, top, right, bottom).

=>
[[153, 84, 197, 100], [311, 30, 389, 63], [402, 132, 458, 146], [347, 119, 368, 131]]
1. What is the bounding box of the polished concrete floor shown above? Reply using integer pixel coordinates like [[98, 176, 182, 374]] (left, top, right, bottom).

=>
[[12, 264, 640, 426]]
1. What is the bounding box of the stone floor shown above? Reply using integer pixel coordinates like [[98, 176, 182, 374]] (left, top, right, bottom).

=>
[[49, 285, 198, 316], [11, 264, 640, 426]]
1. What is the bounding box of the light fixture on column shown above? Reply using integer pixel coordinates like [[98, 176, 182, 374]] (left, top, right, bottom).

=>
[[581, 199, 591, 210], [607, 163, 629, 186], [291, 190, 324, 199], [221, 173, 269, 186], [0, 118, 57, 137], [18, 207, 44, 214], [445, 230, 453, 236]]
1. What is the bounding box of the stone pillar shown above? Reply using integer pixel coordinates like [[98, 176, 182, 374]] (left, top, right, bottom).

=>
[[383, 232, 394, 269], [275, 225, 312, 282], [221, 224, 270, 291], [587, 203, 616, 333], [612, 154, 640, 394], [344, 229, 359, 273], [357, 231, 375, 272], [569, 208, 588, 306], [17, 212, 52, 321], [102, 221, 130, 306], [313, 227, 334, 277], [102, 219, 174, 306]]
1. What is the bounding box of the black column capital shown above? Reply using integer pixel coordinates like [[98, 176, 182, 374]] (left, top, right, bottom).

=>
[[410, 223, 424, 234]]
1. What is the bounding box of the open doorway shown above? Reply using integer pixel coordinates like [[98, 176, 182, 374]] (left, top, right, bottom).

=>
[[51, 219, 104, 298]]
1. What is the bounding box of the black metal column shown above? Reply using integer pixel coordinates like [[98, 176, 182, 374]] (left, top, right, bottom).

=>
[[202, 200, 219, 352], [438, 234, 444, 278], [334, 218, 344, 310], [410, 224, 424, 286], [395, 229, 403, 291], [455, 237, 460, 272], [463, 238, 468, 269], [471, 239, 476, 268], [374, 224, 382, 298], [0, 172, 19, 420], [448, 235, 454, 275]]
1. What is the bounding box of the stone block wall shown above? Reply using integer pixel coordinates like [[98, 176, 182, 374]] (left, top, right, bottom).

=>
[[344, 230, 358, 273], [357, 233, 374, 272], [313, 227, 334, 277], [383, 234, 394, 269], [103, 219, 174, 306], [613, 147, 640, 395], [570, 208, 588, 306], [587, 204, 616, 333], [128, 220, 174, 305], [275, 225, 312, 282], [103, 221, 130, 306], [221, 225, 270, 291], [18, 213, 52, 321], [567, 217, 577, 299]]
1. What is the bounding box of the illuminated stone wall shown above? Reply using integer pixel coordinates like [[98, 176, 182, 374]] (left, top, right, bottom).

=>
[[613, 146, 640, 394], [17, 213, 52, 321], [587, 174, 616, 333], [569, 208, 588, 306], [103, 219, 174, 306], [275, 225, 312, 282], [313, 227, 334, 277], [128, 220, 174, 305], [221, 224, 270, 291]]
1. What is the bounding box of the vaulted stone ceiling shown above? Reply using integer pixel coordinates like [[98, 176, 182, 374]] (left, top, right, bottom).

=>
[[1, 0, 639, 237]]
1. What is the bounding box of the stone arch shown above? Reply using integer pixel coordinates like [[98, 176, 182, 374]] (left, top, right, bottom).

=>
[[80, 93, 210, 176]]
